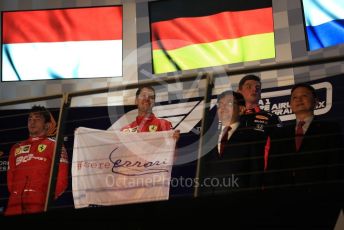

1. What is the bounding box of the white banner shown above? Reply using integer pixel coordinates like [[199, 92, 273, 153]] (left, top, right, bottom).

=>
[[72, 127, 176, 209]]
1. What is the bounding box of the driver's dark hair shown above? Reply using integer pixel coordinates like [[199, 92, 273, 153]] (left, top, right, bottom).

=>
[[238, 74, 261, 90], [291, 83, 316, 99], [30, 105, 51, 123], [135, 86, 156, 100]]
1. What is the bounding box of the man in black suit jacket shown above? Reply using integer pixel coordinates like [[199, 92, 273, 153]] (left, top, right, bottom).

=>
[[266, 83, 344, 193], [200, 91, 267, 196]]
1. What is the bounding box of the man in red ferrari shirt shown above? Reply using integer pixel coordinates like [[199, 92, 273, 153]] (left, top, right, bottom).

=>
[[5, 105, 68, 216], [121, 86, 180, 139]]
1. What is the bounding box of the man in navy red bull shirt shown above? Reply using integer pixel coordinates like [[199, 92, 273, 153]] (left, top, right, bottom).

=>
[[237, 74, 282, 170]]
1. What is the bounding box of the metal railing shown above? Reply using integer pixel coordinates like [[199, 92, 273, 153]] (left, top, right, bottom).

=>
[[0, 54, 344, 212]]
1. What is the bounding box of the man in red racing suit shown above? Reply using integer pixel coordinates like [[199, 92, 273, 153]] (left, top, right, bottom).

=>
[[120, 86, 177, 136], [5, 106, 68, 216], [121, 113, 172, 132]]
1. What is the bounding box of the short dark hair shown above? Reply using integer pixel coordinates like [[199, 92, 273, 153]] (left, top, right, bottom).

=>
[[291, 83, 316, 99], [30, 105, 51, 123], [238, 74, 261, 90], [135, 86, 156, 100], [217, 90, 245, 106]]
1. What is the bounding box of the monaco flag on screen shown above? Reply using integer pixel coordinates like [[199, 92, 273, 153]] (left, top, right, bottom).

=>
[[1, 6, 122, 81]]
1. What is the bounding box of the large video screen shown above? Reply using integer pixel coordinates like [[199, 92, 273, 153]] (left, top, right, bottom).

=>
[[149, 0, 275, 74], [1, 6, 122, 81], [302, 0, 344, 51]]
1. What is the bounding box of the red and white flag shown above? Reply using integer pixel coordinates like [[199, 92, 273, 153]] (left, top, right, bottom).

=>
[[2, 6, 122, 81]]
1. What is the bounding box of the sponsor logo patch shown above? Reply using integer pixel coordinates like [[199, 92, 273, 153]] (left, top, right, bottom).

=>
[[254, 124, 265, 132], [129, 127, 138, 132], [38, 144, 47, 153], [255, 115, 269, 120], [149, 125, 158, 132], [21, 145, 31, 153], [15, 148, 21, 156], [15, 145, 31, 156]]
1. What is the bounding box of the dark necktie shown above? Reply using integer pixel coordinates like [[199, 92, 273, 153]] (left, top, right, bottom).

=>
[[219, 126, 231, 155], [295, 121, 305, 151]]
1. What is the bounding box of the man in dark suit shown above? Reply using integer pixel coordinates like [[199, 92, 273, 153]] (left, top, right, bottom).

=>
[[200, 90, 267, 196], [266, 83, 343, 193]]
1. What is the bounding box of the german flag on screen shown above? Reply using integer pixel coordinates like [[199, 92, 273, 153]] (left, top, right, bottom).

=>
[[150, 0, 275, 74]]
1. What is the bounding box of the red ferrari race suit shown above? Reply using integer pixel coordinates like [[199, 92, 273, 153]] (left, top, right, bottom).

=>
[[5, 136, 68, 215], [121, 113, 172, 132]]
